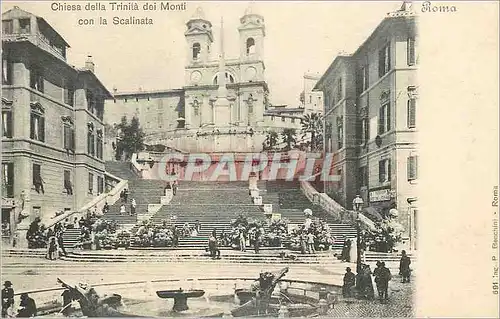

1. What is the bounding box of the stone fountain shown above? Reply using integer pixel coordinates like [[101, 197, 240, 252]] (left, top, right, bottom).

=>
[[156, 288, 205, 312]]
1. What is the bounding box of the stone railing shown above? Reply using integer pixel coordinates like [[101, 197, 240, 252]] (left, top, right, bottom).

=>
[[300, 181, 357, 224], [42, 172, 128, 228]]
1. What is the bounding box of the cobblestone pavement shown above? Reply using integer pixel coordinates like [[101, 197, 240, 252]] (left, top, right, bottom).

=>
[[329, 275, 415, 318]]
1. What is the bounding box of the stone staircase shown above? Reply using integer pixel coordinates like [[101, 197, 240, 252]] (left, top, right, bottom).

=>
[[105, 179, 168, 225], [146, 181, 265, 248], [61, 228, 81, 249], [105, 161, 140, 180]]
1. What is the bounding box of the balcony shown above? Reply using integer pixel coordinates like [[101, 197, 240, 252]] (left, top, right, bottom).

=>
[[3, 33, 66, 61]]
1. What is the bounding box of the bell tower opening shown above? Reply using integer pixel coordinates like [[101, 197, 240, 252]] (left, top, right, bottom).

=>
[[192, 43, 201, 60], [246, 38, 255, 55]]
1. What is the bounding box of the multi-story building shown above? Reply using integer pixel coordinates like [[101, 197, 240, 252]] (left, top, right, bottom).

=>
[[315, 3, 418, 248], [1, 6, 112, 243]]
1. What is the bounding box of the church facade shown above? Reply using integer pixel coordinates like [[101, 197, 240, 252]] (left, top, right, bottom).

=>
[[105, 7, 312, 154]]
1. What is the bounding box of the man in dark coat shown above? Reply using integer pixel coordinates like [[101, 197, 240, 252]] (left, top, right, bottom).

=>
[[342, 267, 356, 297], [399, 250, 411, 283], [17, 293, 36, 317], [374, 262, 391, 302], [341, 239, 351, 262], [1, 281, 14, 317]]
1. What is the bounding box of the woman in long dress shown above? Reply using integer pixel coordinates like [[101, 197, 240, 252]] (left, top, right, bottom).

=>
[[349, 238, 358, 264]]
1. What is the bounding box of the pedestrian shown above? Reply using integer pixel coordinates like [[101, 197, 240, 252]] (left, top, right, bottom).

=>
[[300, 231, 307, 254], [130, 198, 137, 216], [239, 229, 246, 252], [120, 190, 124, 202], [375, 261, 391, 302], [208, 231, 220, 259], [47, 237, 58, 260], [17, 293, 36, 317], [306, 231, 315, 254], [103, 202, 109, 214], [254, 229, 261, 254], [123, 188, 129, 202], [1, 281, 14, 318], [342, 267, 356, 298], [57, 230, 67, 256], [360, 264, 375, 300], [341, 239, 351, 262], [120, 204, 126, 216], [399, 250, 411, 283], [172, 226, 179, 247], [172, 180, 178, 196]]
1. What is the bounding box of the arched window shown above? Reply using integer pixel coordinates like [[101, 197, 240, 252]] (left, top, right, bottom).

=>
[[246, 38, 256, 55], [192, 43, 201, 60], [213, 72, 235, 85]]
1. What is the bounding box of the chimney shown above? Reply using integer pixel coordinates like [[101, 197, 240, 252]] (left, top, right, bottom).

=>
[[85, 55, 95, 72], [113, 87, 117, 93]]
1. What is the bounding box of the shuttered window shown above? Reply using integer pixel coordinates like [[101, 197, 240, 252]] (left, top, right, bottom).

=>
[[408, 156, 418, 181], [30, 112, 45, 142], [88, 173, 94, 194], [379, 159, 391, 183], [407, 98, 416, 128], [63, 124, 75, 151], [378, 43, 391, 77], [2, 111, 12, 138], [378, 103, 391, 135], [407, 37, 416, 66], [2, 163, 14, 197]]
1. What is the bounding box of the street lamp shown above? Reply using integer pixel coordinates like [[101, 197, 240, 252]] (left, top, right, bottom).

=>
[[352, 195, 364, 274]]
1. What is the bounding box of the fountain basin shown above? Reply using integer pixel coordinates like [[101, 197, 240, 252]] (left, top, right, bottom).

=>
[[156, 289, 206, 312]]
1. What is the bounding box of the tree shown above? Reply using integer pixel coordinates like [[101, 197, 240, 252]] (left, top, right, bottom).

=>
[[281, 128, 297, 151], [300, 112, 323, 151], [115, 116, 145, 160], [263, 131, 279, 151]]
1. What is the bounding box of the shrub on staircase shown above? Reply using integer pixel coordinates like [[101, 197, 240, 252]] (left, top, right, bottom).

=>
[[361, 218, 405, 253]]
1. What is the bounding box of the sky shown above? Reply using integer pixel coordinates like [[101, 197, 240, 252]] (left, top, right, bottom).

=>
[[2, 1, 399, 106]]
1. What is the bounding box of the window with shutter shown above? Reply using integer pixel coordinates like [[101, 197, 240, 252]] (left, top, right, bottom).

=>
[[379, 160, 385, 183], [2, 163, 14, 197], [408, 156, 418, 180], [386, 103, 391, 132], [88, 173, 94, 194], [32, 164, 41, 186], [2, 57, 12, 85], [407, 37, 416, 66], [407, 99, 416, 128], [387, 159, 391, 182], [39, 117, 45, 142], [30, 111, 45, 142], [2, 111, 12, 138], [378, 107, 384, 135]]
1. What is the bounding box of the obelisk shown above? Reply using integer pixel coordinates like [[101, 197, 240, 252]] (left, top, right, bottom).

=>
[[213, 17, 231, 126]]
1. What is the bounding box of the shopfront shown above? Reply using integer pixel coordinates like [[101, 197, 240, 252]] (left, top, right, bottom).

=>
[[368, 187, 396, 218]]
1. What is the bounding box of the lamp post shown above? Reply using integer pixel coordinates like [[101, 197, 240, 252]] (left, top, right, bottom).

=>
[[352, 195, 364, 274]]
